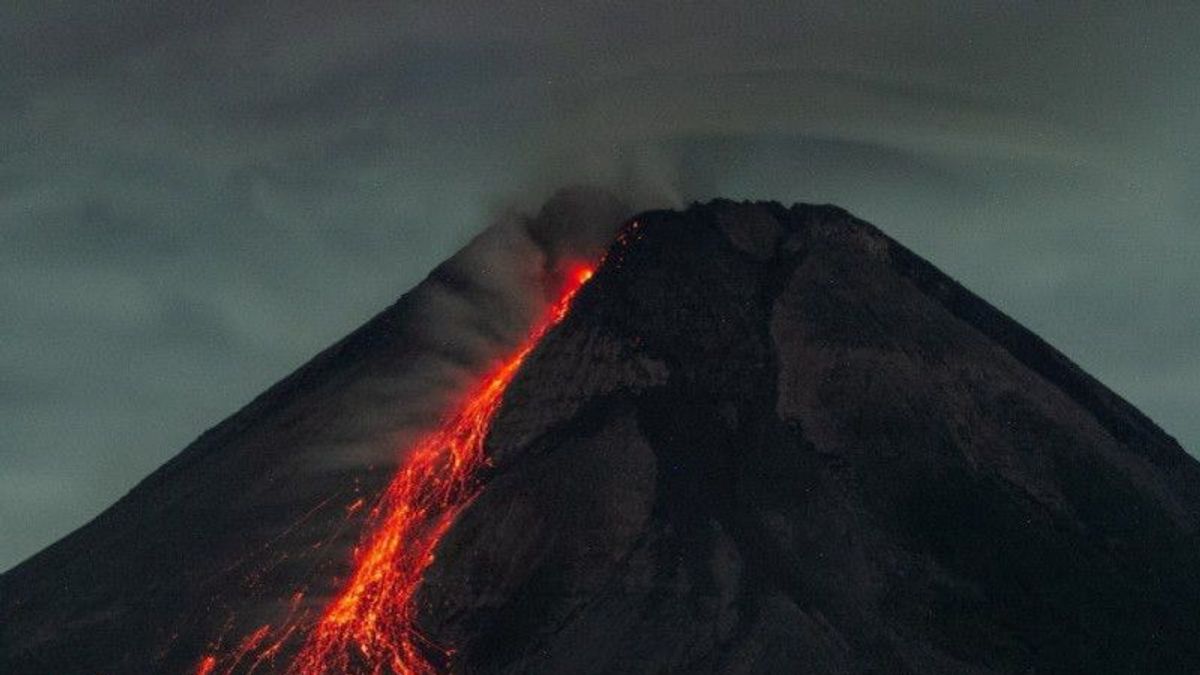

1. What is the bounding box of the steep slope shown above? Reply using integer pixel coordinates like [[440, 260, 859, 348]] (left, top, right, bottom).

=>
[[4, 199, 1199, 674], [416, 201, 1200, 674]]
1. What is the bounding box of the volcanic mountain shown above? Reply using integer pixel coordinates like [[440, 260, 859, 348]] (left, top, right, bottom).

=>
[[3, 196, 1199, 674]]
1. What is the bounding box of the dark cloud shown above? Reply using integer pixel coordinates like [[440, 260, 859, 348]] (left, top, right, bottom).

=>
[[2, 1, 1198, 571]]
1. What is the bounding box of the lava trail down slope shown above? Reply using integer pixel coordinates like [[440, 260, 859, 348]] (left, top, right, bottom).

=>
[[286, 264, 594, 675], [192, 264, 596, 675]]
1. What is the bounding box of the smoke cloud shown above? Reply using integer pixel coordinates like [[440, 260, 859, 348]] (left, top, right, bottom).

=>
[[408, 185, 633, 400], [290, 186, 632, 475]]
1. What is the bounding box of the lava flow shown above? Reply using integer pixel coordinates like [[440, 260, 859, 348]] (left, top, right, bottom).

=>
[[286, 262, 596, 675]]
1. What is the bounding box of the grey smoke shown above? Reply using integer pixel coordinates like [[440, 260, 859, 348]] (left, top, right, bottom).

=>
[[293, 186, 634, 476], [414, 186, 634, 378]]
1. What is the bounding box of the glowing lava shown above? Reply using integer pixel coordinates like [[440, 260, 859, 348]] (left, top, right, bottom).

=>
[[287, 263, 596, 675]]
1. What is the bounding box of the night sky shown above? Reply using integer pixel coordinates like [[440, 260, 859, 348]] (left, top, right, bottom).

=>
[[2, 2, 1197, 572]]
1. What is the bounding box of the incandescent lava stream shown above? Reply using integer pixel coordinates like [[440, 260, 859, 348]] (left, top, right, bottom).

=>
[[286, 263, 597, 675]]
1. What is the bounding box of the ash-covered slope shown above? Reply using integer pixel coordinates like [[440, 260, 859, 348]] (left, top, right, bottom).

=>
[[416, 201, 1200, 674], [4, 199, 1200, 674]]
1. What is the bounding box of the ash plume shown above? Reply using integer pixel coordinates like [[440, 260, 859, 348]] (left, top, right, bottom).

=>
[[308, 186, 634, 472]]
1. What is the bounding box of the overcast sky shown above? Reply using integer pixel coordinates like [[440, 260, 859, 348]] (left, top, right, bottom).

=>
[[2, 1, 1197, 571]]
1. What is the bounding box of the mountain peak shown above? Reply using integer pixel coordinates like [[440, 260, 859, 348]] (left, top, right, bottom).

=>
[[4, 198, 1199, 674]]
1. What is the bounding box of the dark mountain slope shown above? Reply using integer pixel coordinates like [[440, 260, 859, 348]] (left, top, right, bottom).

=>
[[419, 201, 1200, 674]]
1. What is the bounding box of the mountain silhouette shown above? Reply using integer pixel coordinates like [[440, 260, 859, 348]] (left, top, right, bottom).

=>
[[3, 197, 1198, 674]]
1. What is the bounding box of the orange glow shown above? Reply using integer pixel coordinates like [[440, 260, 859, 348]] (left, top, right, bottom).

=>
[[195, 655, 218, 675], [287, 262, 597, 674]]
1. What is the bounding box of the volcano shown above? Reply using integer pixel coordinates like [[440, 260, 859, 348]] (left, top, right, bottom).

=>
[[3, 197, 1199, 674]]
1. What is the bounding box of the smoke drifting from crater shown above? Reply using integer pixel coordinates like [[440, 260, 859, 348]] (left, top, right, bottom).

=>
[[304, 186, 633, 474]]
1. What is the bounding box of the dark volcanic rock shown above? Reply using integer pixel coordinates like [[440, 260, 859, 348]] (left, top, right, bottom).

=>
[[419, 201, 1200, 674], [4, 199, 1200, 674]]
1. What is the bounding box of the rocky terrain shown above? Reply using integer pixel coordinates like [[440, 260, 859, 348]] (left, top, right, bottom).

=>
[[4, 198, 1199, 673]]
